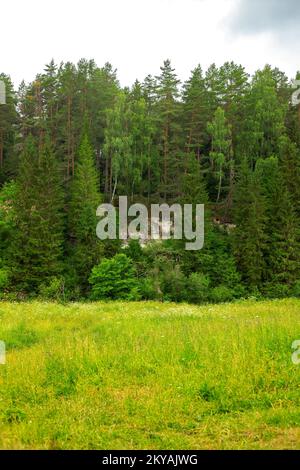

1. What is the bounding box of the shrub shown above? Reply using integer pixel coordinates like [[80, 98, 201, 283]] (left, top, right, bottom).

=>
[[0, 268, 10, 291], [89, 254, 141, 300], [185, 273, 210, 304], [124, 239, 144, 261], [160, 265, 187, 302], [291, 280, 300, 298], [210, 285, 234, 303], [263, 283, 290, 299], [38, 277, 66, 301], [139, 277, 161, 300], [232, 283, 246, 299]]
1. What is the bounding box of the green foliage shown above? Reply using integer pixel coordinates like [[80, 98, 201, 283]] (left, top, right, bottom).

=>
[[1, 59, 300, 301], [160, 265, 187, 302], [104, 92, 133, 200], [233, 158, 267, 290], [291, 281, 300, 298], [0, 181, 17, 264], [67, 132, 103, 290], [256, 156, 300, 288], [238, 65, 286, 165], [89, 254, 141, 300], [185, 273, 210, 304], [139, 277, 161, 301], [0, 300, 300, 449], [182, 65, 210, 158], [11, 136, 64, 292], [38, 277, 66, 301], [3, 322, 40, 350], [0, 267, 10, 291], [155, 60, 181, 200], [262, 283, 290, 299], [45, 355, 79, 398], [0, 74, 18, 183], [180, 152, 208, 206], [207, 107, 233, 203], [210, 285, 235, 303]]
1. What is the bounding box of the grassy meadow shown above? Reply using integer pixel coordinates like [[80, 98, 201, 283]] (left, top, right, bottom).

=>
[[0, 299, 300, 450]]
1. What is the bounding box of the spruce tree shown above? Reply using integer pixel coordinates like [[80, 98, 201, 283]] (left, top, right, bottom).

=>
[[68, 133, 102, 290], [180, 152, 208, 206], [0, 74, 18, 182], [256, 157, 300, 291], [278, 135, 300, 214], [233, 158, 267, 290], [182, 65, 210, 160], [268, 182, 300, 290], [12, 135, 64, 292]]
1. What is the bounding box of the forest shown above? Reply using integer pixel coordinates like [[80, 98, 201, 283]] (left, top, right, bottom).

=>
[[0, 58, 300, 302]]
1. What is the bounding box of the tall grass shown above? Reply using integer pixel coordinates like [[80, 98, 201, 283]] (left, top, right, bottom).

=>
[[0, 299, 299, 449]]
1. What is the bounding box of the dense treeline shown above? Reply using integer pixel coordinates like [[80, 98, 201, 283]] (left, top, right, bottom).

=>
[[0, 59, 300, 302]]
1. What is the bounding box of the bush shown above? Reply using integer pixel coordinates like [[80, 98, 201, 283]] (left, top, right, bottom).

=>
[[291, 280, 300, 298], [89, 254, 141, 301], [210, 285, 234, 303], [232, 283, 246, 299], [185, 273, 210, 304], [263, 283, 290, 299], [139, 277, 161, 300], [160, 265, 187, 302], [38, 277, 66, 301], [0, 268, 10, 291], [124, 239, 144, 261]]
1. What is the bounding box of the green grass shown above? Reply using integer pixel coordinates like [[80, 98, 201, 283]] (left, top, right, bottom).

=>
[[0, 299, 300, 449]]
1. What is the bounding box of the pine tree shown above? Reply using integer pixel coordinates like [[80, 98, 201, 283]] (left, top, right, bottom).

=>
[[155, 60, 181, 201], [11, 135, 64, 292], [142, 75, 160, 201], [40, 60, 59, 145], [0, 74, 18, 182], [57, 62, 78, 178], [67, 133, 102, 290], [0, 181, 17, 266], [278, 135, 300, 214], [269, 185, 300, 288], [233, 158, 267, 290], [182, 65, 210, 160], [256, 157, 300, 290], [205, 63, 221, 112], [180, 152, 208, 206], [142, 74, 157, 108], [2, 57, 300, 300]]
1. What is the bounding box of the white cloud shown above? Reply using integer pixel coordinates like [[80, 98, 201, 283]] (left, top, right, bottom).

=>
[[0, 0, 298, 88], [229, 0, 300, 35]]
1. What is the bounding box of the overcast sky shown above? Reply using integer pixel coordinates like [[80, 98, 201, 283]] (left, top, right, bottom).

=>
[[1, 0, 299, 88]]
